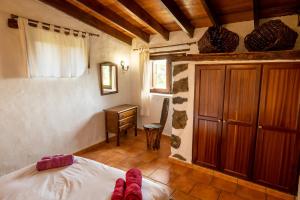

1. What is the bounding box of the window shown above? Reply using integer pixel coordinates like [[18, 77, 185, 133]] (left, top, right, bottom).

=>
[[150, 56, 171, 94], [18, 18, 88, 78]]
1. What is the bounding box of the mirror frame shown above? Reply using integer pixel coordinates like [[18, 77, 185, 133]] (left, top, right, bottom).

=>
[[99, 62, 119, 96]]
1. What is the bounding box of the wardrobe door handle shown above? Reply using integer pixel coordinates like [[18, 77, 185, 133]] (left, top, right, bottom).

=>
[[258, 125, 262, 129], [223, 120, 226, 123], [218, 119, 221, 122]]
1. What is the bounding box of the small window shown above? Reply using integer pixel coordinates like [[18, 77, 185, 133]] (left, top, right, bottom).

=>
[[150, 56, 171, 94]]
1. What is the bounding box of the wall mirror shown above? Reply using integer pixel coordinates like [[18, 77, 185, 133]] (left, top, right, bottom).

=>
[[99, 62, 118, 95]]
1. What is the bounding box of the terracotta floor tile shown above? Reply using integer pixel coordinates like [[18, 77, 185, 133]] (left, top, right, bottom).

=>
[[171, 190, 199, 200], [149, 179, 175, 197], [117, 157, 145, 169], [79, 130, 294, 200], [266, 188, 295, 200], [105, 152, 128, 163], [169, 163, 190, 176], [107, 161, 130, 171], [190, 183, 221, 200], [126, 148, 143, 155], [186, 169, 213, 184], [137, 151, 159, 163], [170, 174, 199, 193], [219, 191, 247, 200], [267, 195, 286, 200], [237, 179, 266, 193], [137, 162, 159, 177], [151, 158, 173, 169], [149, 168, 179, 185], [210, 177, 238, 193], [236, 185, 267, 200]]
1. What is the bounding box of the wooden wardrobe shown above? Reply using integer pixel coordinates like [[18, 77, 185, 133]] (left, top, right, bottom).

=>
[[193, 62, 300, 194]]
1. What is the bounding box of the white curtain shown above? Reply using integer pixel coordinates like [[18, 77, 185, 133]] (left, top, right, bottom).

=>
[[18, 18, 89, 78], [139, 49, 151, 117]]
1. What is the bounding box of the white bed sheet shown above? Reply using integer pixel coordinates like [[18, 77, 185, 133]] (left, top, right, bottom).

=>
[[0, 157, 170, 200]]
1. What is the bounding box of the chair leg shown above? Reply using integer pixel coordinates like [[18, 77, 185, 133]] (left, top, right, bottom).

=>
[[147, 131, 150, 149], [150, 130, 155, 150], [116, 130, 120, 146], [153, 129, 160, 150], [144, 128, 150, 150], [106, 131, 109, 143], [158, 131, 162, 149]]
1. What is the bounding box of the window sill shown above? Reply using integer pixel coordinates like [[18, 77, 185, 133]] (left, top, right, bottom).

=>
[[150, 92, 172, 97]]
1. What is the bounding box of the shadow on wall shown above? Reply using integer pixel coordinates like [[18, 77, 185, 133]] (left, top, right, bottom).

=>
[[73, 112, 105, 152], [0, 65, 27, 79]]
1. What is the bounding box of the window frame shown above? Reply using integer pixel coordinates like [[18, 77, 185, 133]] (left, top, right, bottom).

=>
[[150, 55, 172, 94]]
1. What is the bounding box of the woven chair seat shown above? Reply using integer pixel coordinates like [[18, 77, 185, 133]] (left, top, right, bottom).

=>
[[143, 123, 161, 130]]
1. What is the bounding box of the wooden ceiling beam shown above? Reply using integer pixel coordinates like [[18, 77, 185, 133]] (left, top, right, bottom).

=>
[[199, 0, 220, 26], [39, 0, 132, 45], [171, 50, 300, 62], [160, 0, 195, 38], [117, 0, 169, 40], [76, 0, 149, 43], [253, 0, 259, 28]]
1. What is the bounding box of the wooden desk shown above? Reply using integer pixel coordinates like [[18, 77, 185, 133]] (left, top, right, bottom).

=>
[[104, 104, 138, 146]]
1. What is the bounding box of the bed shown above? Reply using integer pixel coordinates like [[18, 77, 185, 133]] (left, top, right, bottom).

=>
[[0, 157, 170, 200]]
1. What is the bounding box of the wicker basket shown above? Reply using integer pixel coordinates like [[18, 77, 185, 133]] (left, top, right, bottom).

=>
[[244, 20, 298, 51], [198, 26, 239, 53]]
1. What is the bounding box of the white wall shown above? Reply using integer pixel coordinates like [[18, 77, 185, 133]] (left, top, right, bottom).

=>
[[0, 0, 132, 175]]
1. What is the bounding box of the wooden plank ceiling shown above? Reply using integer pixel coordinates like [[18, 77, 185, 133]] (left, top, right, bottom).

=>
[[40, 0, 300, 45]]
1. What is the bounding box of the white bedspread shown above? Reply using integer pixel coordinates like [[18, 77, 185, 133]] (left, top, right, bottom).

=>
[[0, 157, 169, 200]]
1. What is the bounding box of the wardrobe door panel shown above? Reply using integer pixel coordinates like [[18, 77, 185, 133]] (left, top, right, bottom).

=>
[[193, 65, 225, 169], [221, 65, 261, 178], [254, 129, 297, 191], [196, 119, 221, 168], [254, 63, 300, 194], [222, 124, 255, 177], [225, 67, 259, 123], [197, 67, 225, 119], [259, 64, 300, 130]]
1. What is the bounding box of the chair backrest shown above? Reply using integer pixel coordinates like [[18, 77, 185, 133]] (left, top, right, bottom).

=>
[[159, 98, 170, 132]]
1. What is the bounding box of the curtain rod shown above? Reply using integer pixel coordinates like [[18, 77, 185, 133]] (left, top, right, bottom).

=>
[[150, 48, 190, 55], [133, 42, 197, 51], [10, 14, 99, 37]]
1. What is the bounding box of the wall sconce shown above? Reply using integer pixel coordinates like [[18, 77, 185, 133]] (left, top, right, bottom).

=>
[[120, 60, 129, 71]]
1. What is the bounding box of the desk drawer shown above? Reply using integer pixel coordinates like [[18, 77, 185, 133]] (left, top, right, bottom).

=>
[[119, 109, 136, 119], [119, 116, 135, 126], [119, 122, 135, 132]]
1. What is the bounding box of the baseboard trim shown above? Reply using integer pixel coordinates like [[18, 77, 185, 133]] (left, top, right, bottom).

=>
[[168, 156, 295, 200], [74, 142, 102, 156], [74, 136, 117, 155]]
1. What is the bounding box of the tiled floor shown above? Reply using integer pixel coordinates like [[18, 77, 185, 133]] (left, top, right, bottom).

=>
[[77, 131, 295, 200]]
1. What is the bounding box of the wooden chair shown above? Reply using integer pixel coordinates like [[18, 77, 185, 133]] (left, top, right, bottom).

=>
[[143, 98, 170, 150]]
